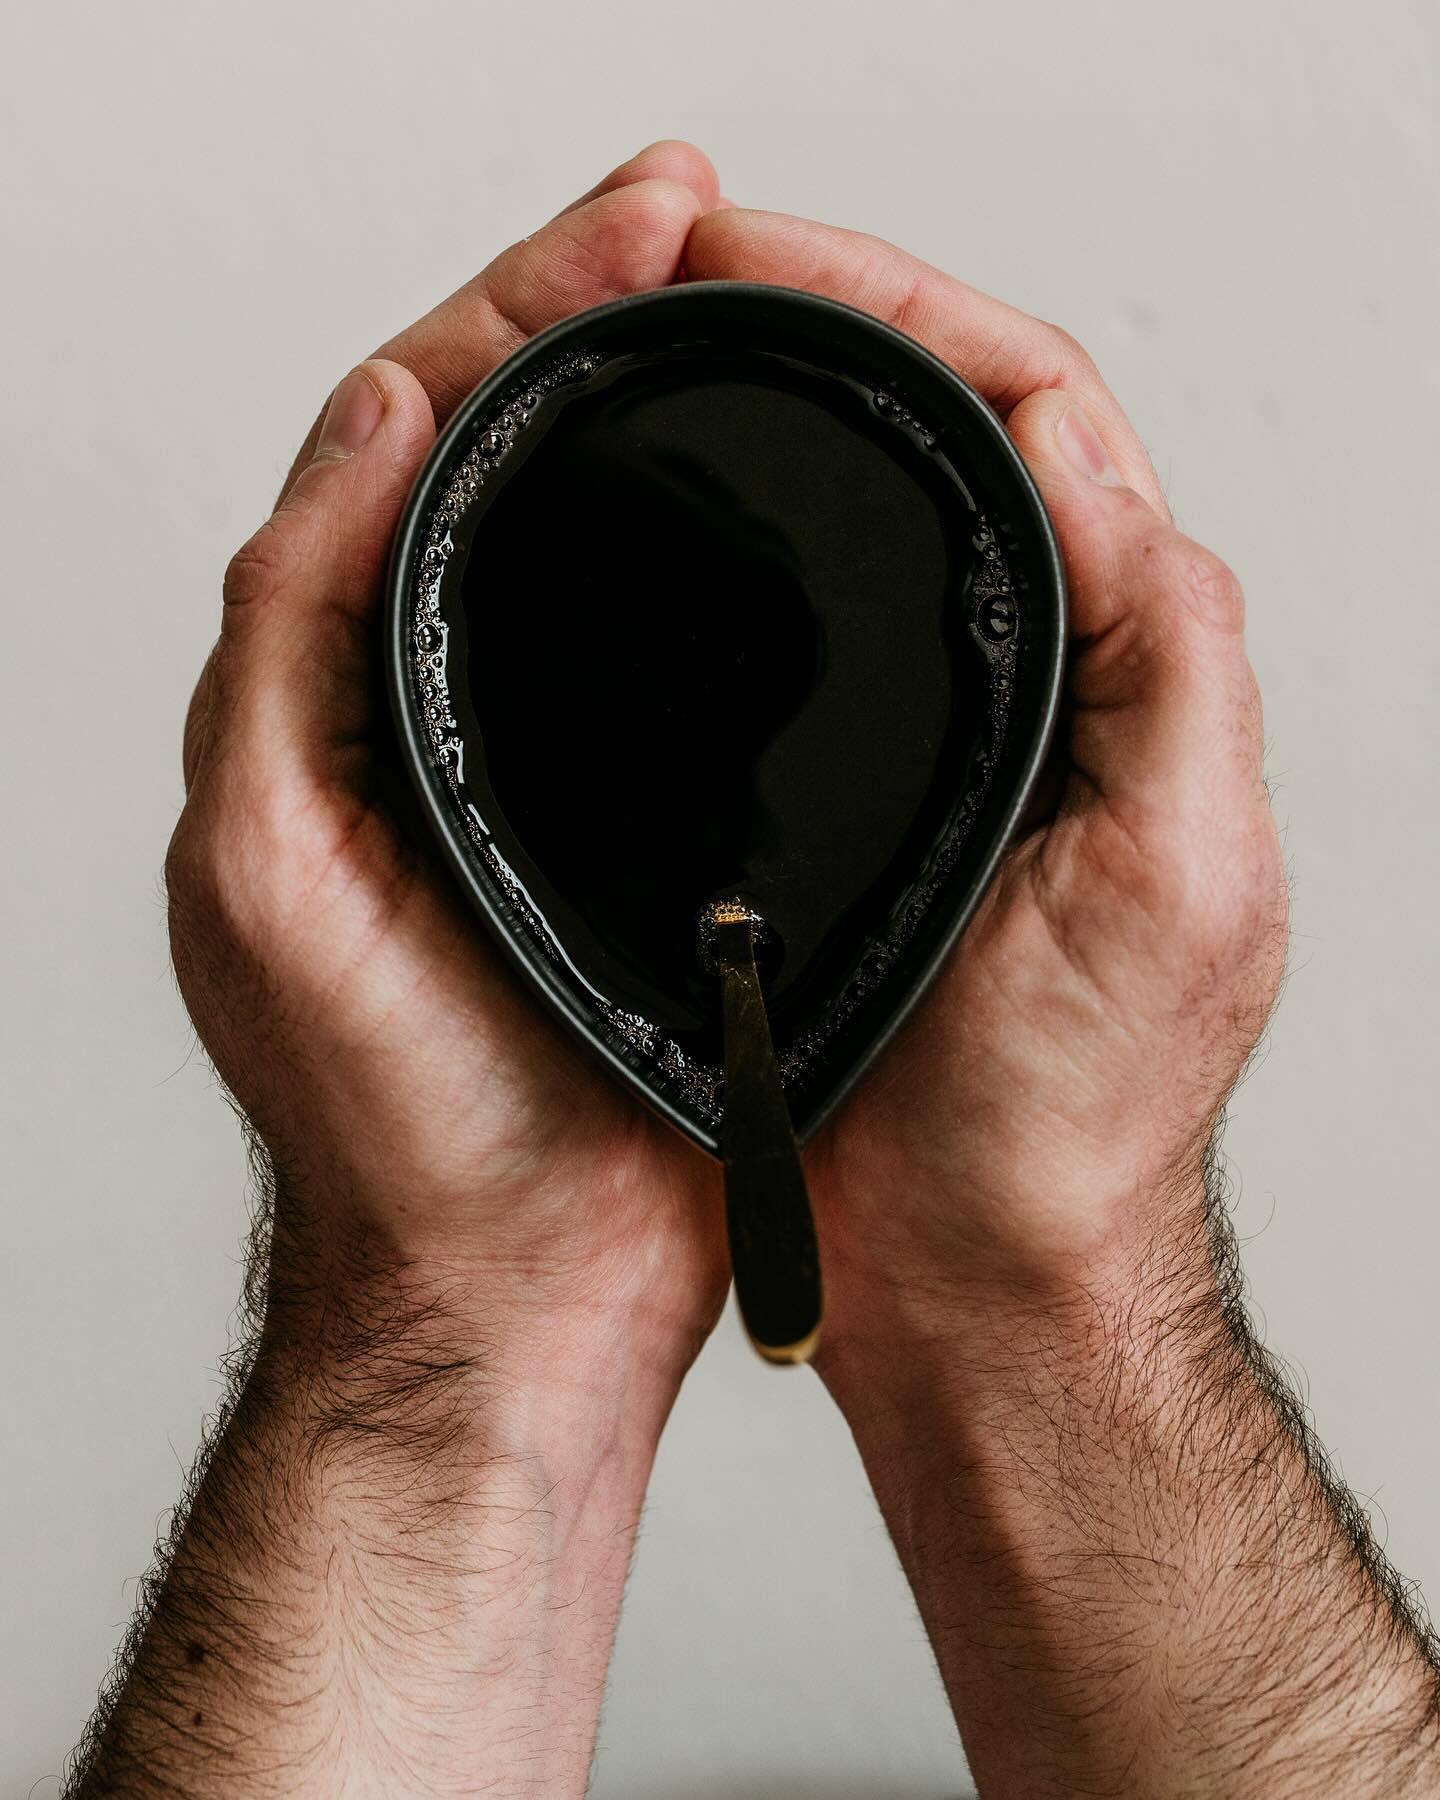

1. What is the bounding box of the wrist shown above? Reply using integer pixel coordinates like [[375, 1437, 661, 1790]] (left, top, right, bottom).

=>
[[817, 1094, 1224, 1324], [815, 1163, 1227, 1452], [811, 1162, 1440, 1800], [83, 1250, 677, 1800], [255, 1232, 695, 1481], [260, 1159, 718, 1398]]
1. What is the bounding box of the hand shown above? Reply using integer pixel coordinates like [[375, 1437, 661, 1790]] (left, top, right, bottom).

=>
[[72, 145, 746, 1800], [682, 207, 1289, 1334], [165, 143, 735, 1385], [677, 215, 1440, 1800]]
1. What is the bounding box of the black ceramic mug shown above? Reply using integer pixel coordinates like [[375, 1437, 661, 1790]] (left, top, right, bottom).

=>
[[384, 281, 1066, 1360]]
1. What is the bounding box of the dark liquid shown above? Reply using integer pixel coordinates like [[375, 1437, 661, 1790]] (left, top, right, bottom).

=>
[[436, 347, 994, 1056]]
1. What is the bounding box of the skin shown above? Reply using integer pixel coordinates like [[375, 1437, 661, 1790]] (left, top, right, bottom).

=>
[[67, 142, 1439, 1796]]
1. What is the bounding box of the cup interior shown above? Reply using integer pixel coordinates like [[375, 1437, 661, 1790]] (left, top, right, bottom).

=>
[[386, 282, 1065, 1154]]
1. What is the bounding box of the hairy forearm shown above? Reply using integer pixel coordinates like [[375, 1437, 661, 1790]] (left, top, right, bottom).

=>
[[823, 1169, 1440, 1798], [67, 1207, 682, 1798]]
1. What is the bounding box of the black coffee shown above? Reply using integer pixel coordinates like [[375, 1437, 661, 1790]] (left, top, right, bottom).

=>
[[429, 345, 1000, 1058]]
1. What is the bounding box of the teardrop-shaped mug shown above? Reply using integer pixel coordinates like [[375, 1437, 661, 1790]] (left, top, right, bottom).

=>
[[384, 281, 1067, 1363]]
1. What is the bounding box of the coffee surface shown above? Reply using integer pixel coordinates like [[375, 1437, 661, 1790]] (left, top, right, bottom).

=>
[[435, 346, 995, 1044]]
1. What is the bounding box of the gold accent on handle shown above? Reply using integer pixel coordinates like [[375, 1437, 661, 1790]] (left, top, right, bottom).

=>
[[704, 900, 822, 1365]]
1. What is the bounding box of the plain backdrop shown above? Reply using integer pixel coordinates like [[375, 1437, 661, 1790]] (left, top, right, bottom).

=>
[[2, 1, 1437, 1793]]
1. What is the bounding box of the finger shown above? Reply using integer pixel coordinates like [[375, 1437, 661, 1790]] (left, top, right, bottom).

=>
[[1005, 387, 1263, 819], [381, 176, 707, 418], [279, 157, 714, 501], [683, 208, 1170, 516], [550, 137, 720, 220], [201, 358, 436, 786]]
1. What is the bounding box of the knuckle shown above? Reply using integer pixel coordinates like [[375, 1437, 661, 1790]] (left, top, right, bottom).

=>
[[1119, 530, 1246, 647], [163, 803, 258, 953], [164, 761, 334, 960], [161, 816, 200, 910], [1179, 543, 1246, 633], [1039, 319, 1101, 386], [634, 172, 705, 225], [603, 174, 701, 241], [890, 266, 937, 344], [223, 516, 295, 613], [162, 816, 230, 976]]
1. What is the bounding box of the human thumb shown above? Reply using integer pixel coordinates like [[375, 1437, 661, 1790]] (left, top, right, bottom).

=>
[[197, 359, 436, 787], [1005, 388, 1263, 818]]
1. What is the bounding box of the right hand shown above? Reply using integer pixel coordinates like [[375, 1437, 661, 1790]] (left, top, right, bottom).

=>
[[165, 144, 737, 1386]]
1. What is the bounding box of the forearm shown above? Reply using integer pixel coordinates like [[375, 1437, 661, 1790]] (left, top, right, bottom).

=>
[[68, 1207, 683, 1798], [822, 1171, 1440, 1798]]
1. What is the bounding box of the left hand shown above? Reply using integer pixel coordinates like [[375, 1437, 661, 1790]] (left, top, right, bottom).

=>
[[678, 206, 1289, 1352]]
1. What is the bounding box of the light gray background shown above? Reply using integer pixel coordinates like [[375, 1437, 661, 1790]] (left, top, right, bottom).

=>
[[3, 1, 1436, 1793]]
